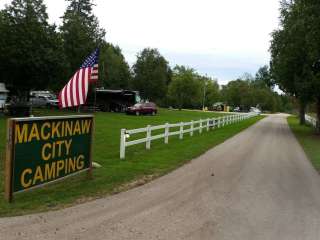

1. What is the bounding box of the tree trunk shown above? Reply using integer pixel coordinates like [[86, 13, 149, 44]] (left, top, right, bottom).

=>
[[316, 98, 320, 134], [299, 101, 306, 125]]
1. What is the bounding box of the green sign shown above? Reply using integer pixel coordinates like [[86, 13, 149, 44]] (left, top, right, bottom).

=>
[[5, 115, 94, 200]]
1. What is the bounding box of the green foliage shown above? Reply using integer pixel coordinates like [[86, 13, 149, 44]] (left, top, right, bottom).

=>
[[270, 0, 320, 125], [167, 66, 201, 109], [204, 78, 220, 107], [0, 0, 67, 95], [167, 65, 220, 109], [221, 80, 251, 109], [221, 68, 292, 113], [255, 65, 274, 89], [99, 42, 131, 89], [131, 48, 172, 103], [288, 116, 320, 170], [60, 0, 105, 75]]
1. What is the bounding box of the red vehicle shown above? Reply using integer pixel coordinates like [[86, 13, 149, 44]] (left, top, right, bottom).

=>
[[126, 102, 157, 116]]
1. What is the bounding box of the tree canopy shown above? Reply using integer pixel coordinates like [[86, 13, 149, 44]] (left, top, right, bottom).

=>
[[0, 0, 66, 96], [167, 66, 202, 109], [60, 0, 105, 75], [270, 0, 320, 125], [132, 48, 172, 103], [99, 42, 131, 89]]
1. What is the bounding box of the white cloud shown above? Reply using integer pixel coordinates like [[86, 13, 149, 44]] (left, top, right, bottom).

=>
[[0, 0, 280, 83]]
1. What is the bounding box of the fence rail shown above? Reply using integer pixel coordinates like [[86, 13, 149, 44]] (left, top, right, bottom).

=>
[[305, 114, 317, 128], [120, 112, 259, 159]]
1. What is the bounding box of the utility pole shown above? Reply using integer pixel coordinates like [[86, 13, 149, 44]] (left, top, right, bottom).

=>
[[202, 75, 207, 111]]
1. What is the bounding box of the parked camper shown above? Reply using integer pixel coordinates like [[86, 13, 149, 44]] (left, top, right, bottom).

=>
[[87, 89, 141, 112], [0, 83, 9, 111]]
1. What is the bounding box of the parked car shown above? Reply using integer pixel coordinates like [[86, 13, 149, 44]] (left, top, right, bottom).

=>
[[233, 107, 241, 112], [5, 99, 31, 117], [30, 94, 59, 108], [126, 102, 157, 116]]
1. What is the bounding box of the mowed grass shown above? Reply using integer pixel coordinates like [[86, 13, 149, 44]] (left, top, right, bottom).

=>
[[0, 109, 263, 216], [288, 116, 320, 170]]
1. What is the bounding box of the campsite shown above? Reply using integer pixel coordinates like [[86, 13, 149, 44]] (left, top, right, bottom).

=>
[[2, 0, 320, 239]]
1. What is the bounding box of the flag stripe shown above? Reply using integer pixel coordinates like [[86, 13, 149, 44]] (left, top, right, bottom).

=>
[[64, 83, 68, 107], [58, 49, 99, 108], [66, 80, 71, 107], [82, 68, 87, 104], [69, 77, 74, 107], [75, 70, 80, 106], [85, 68, 91, 101], [79, 69, 83, 105], [72, 71, 78, 106]]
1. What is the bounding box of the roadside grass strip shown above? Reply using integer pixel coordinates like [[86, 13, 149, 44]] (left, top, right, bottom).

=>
[[288, 116, 320, 171]]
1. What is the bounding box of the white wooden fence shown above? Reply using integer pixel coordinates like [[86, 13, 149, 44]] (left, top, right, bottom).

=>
[[120, 112, 259, 159], [305, 114, 317, 128]]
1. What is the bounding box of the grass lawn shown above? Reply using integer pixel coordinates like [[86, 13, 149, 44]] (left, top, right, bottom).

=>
[[288, 116, 320, 171], [0, 109, 263, 217]]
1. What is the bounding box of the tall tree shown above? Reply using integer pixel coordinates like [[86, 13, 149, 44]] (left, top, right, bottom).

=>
[[255, 65, 274, 89], [167, 66, 202, 109], [221, 80, 252, 110], [204, 78, 220, 107], [99, 42, 131, 89], [132, 48, 171, 103], [60, 0, 105, 76], [0, 0, 66, 97], [301, 0, 320, 131], [270, 0, 314, 125]]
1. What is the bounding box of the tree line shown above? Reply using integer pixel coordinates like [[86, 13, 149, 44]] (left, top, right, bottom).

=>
[[0, 0, 290, 112], [270, 0, 320, 131]]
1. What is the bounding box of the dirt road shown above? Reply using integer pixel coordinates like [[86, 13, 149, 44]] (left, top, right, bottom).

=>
[[1, 114, 320, 240]]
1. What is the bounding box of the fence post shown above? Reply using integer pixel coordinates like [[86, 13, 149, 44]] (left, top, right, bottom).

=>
[[179, 122, 184, 139], [190, 120, 194, 136], [207, 118, 210, 131], [199, 119, 203, 134], [146, 125, 151, 149], [120, 129, 126, 159], [164, 123, 169, 144]]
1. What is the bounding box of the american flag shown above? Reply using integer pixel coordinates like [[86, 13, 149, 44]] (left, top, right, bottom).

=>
[[59, 48, 99, 108]]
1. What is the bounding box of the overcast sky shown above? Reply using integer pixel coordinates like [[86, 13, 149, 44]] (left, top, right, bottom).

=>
[[0, 0, 281, 85]]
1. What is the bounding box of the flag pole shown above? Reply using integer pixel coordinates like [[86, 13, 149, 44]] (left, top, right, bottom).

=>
[[93, 48, 101, 113], [93, 82, 97, 113]]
